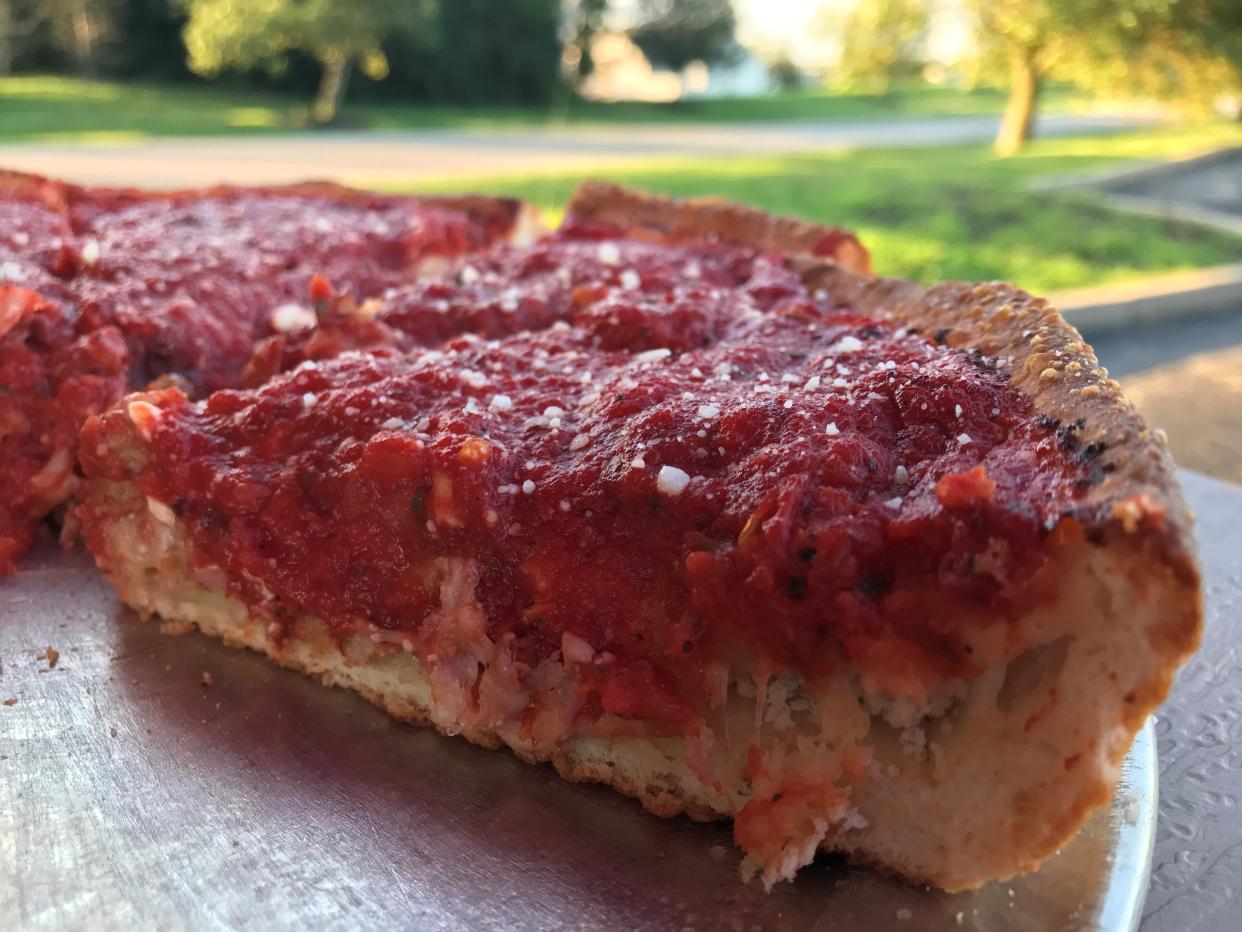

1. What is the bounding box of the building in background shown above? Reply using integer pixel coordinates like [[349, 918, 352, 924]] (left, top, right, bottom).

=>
[[579, 29, 775, 101]]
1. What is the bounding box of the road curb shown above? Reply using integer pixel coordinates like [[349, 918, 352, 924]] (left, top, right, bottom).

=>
[[1054, 263, 1242, 335], [1036, 147, 1242, 333]]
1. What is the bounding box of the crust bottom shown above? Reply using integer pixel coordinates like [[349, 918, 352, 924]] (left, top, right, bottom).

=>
[[83, 474, 1198, 892]]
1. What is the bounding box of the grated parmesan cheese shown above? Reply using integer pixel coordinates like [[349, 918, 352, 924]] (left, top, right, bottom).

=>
[[656, 465, 691, 496]]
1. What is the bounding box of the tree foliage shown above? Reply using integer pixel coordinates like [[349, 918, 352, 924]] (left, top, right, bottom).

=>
[[971, 0, 1242, 154], [629, 0, 736, 73], [181, 0, 433, 121], [832, 0, 928, 94]]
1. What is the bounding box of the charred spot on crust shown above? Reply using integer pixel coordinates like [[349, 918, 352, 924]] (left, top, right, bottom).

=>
[[787, 577, 807, 600], [933, 327, 951, 346]]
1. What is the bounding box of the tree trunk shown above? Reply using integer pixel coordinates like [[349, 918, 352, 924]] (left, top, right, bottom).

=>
[[313, 57, 351, 125], [995, 47, 1042, 157], [69, 0, 97, 77]]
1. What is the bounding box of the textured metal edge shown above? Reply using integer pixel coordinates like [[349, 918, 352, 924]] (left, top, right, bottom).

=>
[[1097, 719, 1159, 931]]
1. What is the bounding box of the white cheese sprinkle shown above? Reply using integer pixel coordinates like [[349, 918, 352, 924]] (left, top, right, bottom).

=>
[[463, 398, 480, 415], [619, 268, 641, 290], [301, 392, 318, 409], [884, 496, 904, 509], [522, 479, 536, 495], [634, 347, 672, 364], [459, 264, 480, 285], [829, 335, 863, 354], [656, 465, 691, 496], [489, 394, 513, 411], [569, 434, 590, 451], [80, 238, 101, 266], [957, 432, 973, 444], [803, 375, 821, 392], [0, 260, 27, 282], [894, 465, 909, 484], [697, 404, 719, 420], [146, 496, 175, 526], [543, 405, 565, 419], [825, 422, 840, 436], [270, 303, 316, 333], [596, 242, 621, 266], [630, 454, 646, 469], [955, 403, 963, 418], [559, 499, 571, 512], [562, 632, 595, 664], [380, 417, 403, 430]]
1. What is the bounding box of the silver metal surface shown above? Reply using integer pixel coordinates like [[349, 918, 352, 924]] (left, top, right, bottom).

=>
[[1, 470, 1237, 932]]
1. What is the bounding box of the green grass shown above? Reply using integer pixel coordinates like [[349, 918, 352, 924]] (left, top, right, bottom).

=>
[[0, 74, 1080, 143], [383, 125, 1242, 294]]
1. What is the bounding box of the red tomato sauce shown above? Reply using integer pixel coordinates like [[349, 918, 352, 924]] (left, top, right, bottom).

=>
[[1, 184, 508, 571], [107, 228, 1101, 720]]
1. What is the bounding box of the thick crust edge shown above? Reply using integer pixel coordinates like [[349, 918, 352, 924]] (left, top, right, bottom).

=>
[[566, 181, 872, 275]]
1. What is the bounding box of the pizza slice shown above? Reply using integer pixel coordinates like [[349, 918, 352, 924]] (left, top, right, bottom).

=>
[[0, 171, 533, 571], [76, 184, 1199, 891]]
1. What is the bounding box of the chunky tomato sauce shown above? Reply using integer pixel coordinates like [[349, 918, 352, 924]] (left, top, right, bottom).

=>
[[0, 181, 507, 571], [106, 227, 1101, 721]]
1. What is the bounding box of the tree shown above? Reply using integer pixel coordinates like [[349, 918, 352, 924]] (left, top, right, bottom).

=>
[[629, 0, 736, 73], [971, 0, 1242, 156], [181, 0, 433, 124], [37, 0, 114, 75], [832, 0, 928, 95]]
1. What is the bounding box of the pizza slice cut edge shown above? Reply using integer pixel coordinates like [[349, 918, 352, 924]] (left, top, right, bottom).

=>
[[74, 183, 1200, 892]]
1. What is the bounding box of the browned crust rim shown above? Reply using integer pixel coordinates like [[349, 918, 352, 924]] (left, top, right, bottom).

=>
[[567, 180, 872, 276]]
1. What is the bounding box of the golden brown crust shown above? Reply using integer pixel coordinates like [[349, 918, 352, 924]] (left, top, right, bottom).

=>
[[566, 181, 872, 275]]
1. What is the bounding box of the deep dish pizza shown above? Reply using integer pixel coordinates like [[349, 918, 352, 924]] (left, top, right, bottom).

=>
[[0, 170, 538, 572], [64, 182, 1200, 890]]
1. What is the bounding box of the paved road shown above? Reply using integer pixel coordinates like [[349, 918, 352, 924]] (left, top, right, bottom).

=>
[[0, 113, 1153, 188], [1085, 309, 1242, 485], [1084, 309, 1242, 379]]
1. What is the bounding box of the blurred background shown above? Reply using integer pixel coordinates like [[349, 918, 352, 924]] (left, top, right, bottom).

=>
[[1, 0, 1240, 482]]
